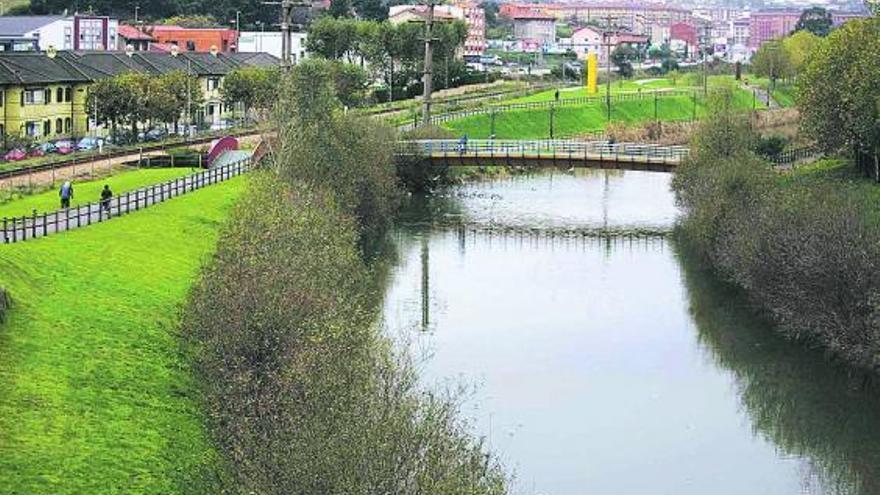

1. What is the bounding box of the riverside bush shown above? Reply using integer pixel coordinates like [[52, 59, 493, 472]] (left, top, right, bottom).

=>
[[674, 91, 880, 370], [273, 59, 401, 242], [183, 173, 507, 494]]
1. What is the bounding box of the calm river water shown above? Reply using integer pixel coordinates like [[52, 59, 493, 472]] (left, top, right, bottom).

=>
[[381, 170, 880, 495]]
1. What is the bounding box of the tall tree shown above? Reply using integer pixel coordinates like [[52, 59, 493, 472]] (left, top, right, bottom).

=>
[[781, 30, 822, 76], [751, 40, 792, 90], [796, 7, 834, 37], [799, 18, 880, 154]]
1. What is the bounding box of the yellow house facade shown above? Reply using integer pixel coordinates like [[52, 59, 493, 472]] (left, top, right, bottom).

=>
[[0, 50, 278, 146]]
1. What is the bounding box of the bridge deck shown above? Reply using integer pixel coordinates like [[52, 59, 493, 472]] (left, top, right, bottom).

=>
[[397, 140, 689, 171]]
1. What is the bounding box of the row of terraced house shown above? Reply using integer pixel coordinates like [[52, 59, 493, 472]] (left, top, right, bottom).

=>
[[0, 50, 278, 146]]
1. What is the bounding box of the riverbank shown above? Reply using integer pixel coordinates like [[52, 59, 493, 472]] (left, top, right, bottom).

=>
[[673, 103, 880, 371], [0, 177, 245, 494]]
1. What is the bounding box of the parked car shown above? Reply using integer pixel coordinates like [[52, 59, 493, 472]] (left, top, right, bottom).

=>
[[37, 142, 57, 154], [77, 137, 105, 151], [27, 148, 45, 158], [4, 149, 27, 161], [142, 128, 168, 142], [210, 119, 234, 131], [53, 140, 75, 155]]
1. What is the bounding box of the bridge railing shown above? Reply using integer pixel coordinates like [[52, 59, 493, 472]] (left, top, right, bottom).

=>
[[398, 139, 690, 164]]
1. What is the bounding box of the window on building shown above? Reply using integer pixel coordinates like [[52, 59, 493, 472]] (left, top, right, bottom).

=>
[[43, 120, 50, 136], [65, 87, 72, 102], [22, 89, 45, 105], [56, 118, 63, 134], [207, 77, 220, 91], [186, 41, 196, 51], [25, 122, 38, 137], [56, 87, 63, 103], [44, 88, 51, 104], [65, 118, 72, 132]]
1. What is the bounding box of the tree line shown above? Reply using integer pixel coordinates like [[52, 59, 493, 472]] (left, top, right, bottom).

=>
[[307, 16, 471, 102]]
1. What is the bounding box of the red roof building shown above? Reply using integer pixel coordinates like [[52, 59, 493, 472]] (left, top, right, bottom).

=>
[[117, 24, 154, 51], [143, 25, 239, 53]]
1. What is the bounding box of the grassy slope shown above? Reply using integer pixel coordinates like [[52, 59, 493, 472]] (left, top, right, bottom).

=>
[[444, 92, 754, 139], [0, 176, 246, 494], [0, 167, 195, 218]]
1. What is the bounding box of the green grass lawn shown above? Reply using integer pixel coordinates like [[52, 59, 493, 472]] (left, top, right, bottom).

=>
[[503, 75, 744, 104], [444, 91, 755, 139], [0, 176, 246, 494], [0, 167, 195, 219]]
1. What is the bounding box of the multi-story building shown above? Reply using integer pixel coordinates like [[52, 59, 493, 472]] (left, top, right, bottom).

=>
[[389, 4, 486, 56], [453, 1, 487, 56], [748, 10, 800, 49], [117, 25, 154, 51], [748, 9, 866, 49], [568, 25, 648, 64], [0, 50, 278, 144], [0, 15, 119, 52], [143, 25, 239, 53], [546, 3, 692, 35], [238, 31, 309, 64], [512, 13, 556, 48]]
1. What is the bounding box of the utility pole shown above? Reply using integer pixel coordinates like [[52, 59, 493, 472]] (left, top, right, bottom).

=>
[[263, 0, 308, 69], [421, 0, 438, 126], [602, 15, 617, 121], [134, 5, 139, 25], [701, 24, 710, 96]]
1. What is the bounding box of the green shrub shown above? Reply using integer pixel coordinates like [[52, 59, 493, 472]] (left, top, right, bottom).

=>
[[273, 60, 402, 242], [673, 90, 880, 370], [183, 173, 508, 494]]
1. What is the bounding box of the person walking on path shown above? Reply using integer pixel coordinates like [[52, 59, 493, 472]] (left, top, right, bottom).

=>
[[100, 185, 113, 217], [59, 181, 73, 209], [555, 89, 560, 102]]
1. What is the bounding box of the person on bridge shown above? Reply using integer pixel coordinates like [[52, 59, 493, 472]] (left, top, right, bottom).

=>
[[59, 181, 73, 209], [458, 134, 469, 155], [100, 185, 113, 217]]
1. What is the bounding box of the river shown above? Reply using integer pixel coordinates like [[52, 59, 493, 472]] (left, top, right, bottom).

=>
[[381, 170, 880, 495]]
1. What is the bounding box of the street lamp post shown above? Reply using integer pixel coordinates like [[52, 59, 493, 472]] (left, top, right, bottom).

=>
[[134, 6, 140, 25]]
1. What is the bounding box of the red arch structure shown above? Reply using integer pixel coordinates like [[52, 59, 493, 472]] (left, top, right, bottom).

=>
[[206, 136, 240, 167]]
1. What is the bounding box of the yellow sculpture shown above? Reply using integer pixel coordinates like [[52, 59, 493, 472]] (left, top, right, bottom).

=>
[[586, 52, 598, 94]]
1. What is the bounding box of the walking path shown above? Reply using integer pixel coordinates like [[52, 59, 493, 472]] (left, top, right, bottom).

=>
[[1, 153, 252, 244]]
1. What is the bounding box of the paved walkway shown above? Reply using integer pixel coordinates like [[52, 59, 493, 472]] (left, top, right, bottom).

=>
[[1, 153, 252, 244]]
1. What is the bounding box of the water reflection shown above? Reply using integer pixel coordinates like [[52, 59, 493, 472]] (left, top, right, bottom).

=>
[[678, 245, 880, 495], [382, 170, 880, 495]]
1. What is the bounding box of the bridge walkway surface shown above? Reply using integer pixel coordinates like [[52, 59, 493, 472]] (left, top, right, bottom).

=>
[[1, 153, 252, 244], [397, 139, 690, 171]]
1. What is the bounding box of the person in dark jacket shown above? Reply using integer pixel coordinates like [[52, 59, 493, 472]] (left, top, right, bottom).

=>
[[59, 181, 73, 209], [100, 185, 113, 217]]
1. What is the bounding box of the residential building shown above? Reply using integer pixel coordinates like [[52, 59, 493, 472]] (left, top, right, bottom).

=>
[[453, 1, 487, 56], [568, 25, 647, 64], [143, 26, 239, 53], [748, 10, 800, 49], [670, 22, 697, 57], [0, 50, 278, 144], [512, 13, 556, 48], [389, 4, 484, 56], [747, 9, 865, 49], [389, 4, 462, 24], [0, 15, 119, 52], [117, 25, 154, 51], [238, 31, 308, 63]]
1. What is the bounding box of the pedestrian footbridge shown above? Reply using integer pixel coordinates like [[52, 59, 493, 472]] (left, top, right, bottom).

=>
[[396, 140, 689, 172]]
